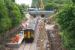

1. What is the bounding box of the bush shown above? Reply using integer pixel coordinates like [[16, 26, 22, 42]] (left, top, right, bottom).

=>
[[4, 0, 22, 27], [10, 3, 22, 26], [72, 0, 75, 3], [0, 0, 11, 33], [56, 5, 75, 50], [17, 4, 28, 18], [44, 3, 57, 10], [0, 0, 26, 34]]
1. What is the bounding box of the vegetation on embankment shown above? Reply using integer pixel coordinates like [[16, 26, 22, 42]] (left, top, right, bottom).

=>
[[0, 0, 28, 35], [55, 1, 75, 50], [56, 5, 75, 50], [0, 0, 28, 49]]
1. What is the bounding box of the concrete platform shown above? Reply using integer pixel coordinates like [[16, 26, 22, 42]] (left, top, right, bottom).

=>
[[6, 33, 24, 48]]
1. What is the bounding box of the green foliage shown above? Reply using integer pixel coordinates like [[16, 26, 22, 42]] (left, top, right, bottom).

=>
[[18, 4, 28, 16], [4, 0, 22, 26], [56, 5, 75, 50], [45, 0, 72, 4], [0, 0, 11, 33], [0, 0, 28, 35], [43, 0, 72, 11], [10, 3, 22, 26], [72, 0, 75, 3], [44, 3, 58, 10], [44, 3, 54, 10], [11, 0, 15, 2]]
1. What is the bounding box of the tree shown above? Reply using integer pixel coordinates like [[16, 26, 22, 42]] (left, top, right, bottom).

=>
[[56, 5, 75, 50], [18, 4, 28, 16], [4, 0, 22, 27], [44, 3, 58, 10], [72, 0, 75, 3], [0, 0, 11, 33], [11, 3, 22, 26], [11, 0, 15, 2], [0, 0, 28, 49]]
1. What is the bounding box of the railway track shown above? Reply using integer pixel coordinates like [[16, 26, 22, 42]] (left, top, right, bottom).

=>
[[10, 42, 36, 50], [5, 16, 63, 50], [5, 16, 40, 50], [46, 24, 62, 50]]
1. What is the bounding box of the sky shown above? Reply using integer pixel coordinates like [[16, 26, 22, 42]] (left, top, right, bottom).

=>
[[15, 0, 32, 7]]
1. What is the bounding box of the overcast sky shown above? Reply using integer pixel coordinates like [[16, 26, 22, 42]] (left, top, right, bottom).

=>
[[15, 0, 32, 7]]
